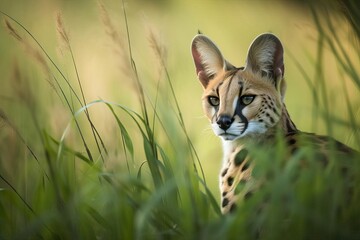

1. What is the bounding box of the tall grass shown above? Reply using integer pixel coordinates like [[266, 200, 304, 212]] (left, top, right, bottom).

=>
[[0, 2, 218, 239], [0, 1, 359, 239]]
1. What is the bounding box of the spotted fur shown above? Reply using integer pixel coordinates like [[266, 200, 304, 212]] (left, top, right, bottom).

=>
[[191, 33, 357, 214]]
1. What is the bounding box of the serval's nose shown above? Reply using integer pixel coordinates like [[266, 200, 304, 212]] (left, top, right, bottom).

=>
[[217, 115, 233, 131]]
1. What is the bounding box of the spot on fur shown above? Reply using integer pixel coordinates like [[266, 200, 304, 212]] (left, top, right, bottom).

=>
[[287, 138, 296, 145], [234, 148, 248, 166], [244, 191, 253, 200], [242, 161, 250, 171], [222, 198, 229, 207], [227, 177, 234, 186], [235, 179, 246, 195], [221, 168, 228, 177], [230, 203, 237, 212]]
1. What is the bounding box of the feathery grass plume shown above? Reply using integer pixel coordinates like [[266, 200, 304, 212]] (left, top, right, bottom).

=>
[[5, 17, 57, 99], [4, 19, 50, 77], [4, 18, 21, 41], [145, 20, 206, 185], [2, 12, 83, 110], [3, 13, 101, 164], [98, 1, 126, 55], [98, 1, 122, 49], [56, 11, 109, 160], [119, 0, 151, 131], [56, 11, 70, 58], [98, 0, 136, 84], [56, 12, 70, 44], [10, 61, 34, 106], [146, 21, 167, 64]]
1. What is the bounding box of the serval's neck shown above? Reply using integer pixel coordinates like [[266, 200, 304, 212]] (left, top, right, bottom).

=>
[[279, 104, 298, 135], [255, 103, 298, 140]]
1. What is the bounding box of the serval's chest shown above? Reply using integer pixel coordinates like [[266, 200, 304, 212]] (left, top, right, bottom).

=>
[[220, 144, 253, 213], [219, 132, 356, 214]]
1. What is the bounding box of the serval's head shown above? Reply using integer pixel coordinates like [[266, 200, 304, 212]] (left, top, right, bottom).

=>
[[191, 33, 287, 141]]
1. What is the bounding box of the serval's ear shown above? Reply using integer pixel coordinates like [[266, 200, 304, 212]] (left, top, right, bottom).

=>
[[245, 33, 284, 88], [191, 34, 234, 88]]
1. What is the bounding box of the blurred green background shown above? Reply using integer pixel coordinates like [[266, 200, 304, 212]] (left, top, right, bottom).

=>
[[0, 1, 359, 238]]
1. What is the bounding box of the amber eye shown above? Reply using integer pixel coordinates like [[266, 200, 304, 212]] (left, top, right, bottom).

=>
[[208, 96, 220, 107], [240, 95, 255, 105]]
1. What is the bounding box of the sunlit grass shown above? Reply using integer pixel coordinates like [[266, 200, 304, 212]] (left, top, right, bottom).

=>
[[0, 1, 359, 239]]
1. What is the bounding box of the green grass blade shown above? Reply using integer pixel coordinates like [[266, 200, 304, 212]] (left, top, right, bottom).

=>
[[106, 103, 134, 159]]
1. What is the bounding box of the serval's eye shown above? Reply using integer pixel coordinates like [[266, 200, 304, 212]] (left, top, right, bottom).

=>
[[241, 95, 255, 105], [208, 96, 220, 107]]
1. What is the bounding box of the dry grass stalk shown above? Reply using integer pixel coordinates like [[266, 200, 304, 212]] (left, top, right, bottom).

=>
[[56, 12, 70, 48], [98, 1, 122, 48], [4, 18, 50, 75], [0, 109, 9, 126], [5, 18, 56, 100], [0, 108, 23, 143], [147, 23, 167, 64], [10, 61, 31, 105], [4, 19, 22, 41], [98, 1, 135, 83], [145, 19, 168, 87]]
